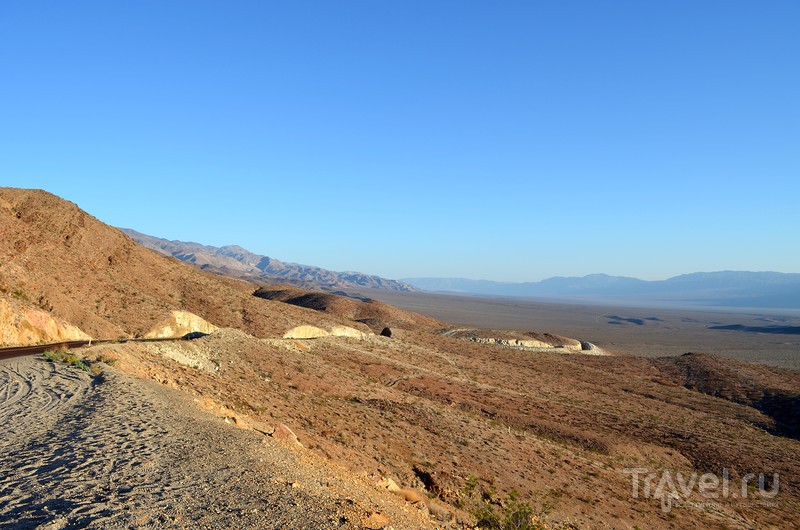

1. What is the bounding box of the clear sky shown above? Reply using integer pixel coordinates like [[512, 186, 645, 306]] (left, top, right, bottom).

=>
[[2, 1, 798, 282]]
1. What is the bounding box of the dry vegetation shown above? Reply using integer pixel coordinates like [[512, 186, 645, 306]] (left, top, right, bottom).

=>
[[98, 326, 798, 529]]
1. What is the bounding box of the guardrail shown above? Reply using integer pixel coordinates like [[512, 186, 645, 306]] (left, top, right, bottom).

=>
[[0, 337, 190, 361]]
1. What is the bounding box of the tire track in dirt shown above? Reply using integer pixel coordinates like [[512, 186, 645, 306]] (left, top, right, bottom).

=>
[[0, 357, 438, 529], [0, 359, 91, 443]]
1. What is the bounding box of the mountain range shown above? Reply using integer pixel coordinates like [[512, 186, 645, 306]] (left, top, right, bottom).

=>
[[404, 272, 800, 309], [121, 229, 414, 293], [122, 226, 799, 310]]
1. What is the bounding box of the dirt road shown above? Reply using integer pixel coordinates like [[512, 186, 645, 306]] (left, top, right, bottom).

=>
[[0, 356, 435, 529]]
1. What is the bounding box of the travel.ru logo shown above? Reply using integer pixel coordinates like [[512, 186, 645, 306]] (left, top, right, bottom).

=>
[[623, 468, 779, 513]]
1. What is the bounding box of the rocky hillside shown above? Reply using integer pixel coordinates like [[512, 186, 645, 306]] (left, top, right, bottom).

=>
[[2, 187, 798, 529], [0, 296, 90, 346], [121, 228, 414, 293], [0, 188, 354, 341]]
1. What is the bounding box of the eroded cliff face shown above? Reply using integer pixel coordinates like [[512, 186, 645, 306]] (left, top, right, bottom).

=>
[[283, 324, 369, 339], [143, 310, 218, 339], [469, 336, 583, 350], [0, 298, 91, 346], [441, 328, 608, 355]]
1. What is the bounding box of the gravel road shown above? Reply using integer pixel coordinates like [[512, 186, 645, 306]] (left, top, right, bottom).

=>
[[0, 356, 435, 529]]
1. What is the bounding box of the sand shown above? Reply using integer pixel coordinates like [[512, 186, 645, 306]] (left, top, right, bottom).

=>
[[0, 356, 438, 529]]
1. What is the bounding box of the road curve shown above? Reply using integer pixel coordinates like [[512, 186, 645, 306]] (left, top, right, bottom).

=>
[[0, 341, 92, 361], [0, 337, 190, 361]]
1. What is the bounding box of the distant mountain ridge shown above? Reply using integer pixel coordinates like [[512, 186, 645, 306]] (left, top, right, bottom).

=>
[[404, 272, 800, 309], [121, 229, 414, 293]]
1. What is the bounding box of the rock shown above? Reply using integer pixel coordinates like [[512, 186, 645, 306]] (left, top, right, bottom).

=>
[[392, 487, 424, 504], [284, 325, 366, 340], [581, 341, 594, 351], [364, 512, 391, 529], [283, 325, 329, 339], [0, 297, 91, 346], [251, 421, 275, 436], [427, 499, 453, 521], [272, 423, 302, 447], [144, 310, 218, 339], [329, 325, 366, 339], [464, 332, 593, 353], [382, 477, 401, 492], [380, 327, 392, 337]]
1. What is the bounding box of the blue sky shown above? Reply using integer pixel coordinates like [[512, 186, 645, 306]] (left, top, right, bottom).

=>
[[2, 1, 798, 281]]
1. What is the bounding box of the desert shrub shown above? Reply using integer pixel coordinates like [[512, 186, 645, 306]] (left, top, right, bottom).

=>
[[43, 348, 64, 363], [43, 349, 92, 372], [11, 288, 28, 301], [461, 477, 548, 530], [94, 353, 117, 366], [474, 490, 540, 530]]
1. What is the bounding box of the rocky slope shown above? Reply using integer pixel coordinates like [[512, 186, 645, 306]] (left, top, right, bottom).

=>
[[2, 187, 798, 529], [92, 327, 799, 530], [0, 296, 91, 346], [0, 188, 357, 342], [121, 228, 414, 293]]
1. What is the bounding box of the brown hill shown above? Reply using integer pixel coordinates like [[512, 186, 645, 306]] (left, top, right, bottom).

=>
[[0, 188, 351, 340], [253, 285, 443, 333]]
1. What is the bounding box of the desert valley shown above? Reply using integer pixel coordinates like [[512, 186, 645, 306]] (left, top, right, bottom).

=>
[[1, 188, 798, 529]]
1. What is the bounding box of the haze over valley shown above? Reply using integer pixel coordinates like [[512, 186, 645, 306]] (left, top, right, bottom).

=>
[[404, 272, 800, 310]]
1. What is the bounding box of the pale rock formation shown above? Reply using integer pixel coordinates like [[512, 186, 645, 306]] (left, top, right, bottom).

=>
[[272, 423, 302, 448], [144, 310, 218, 339], [329, 325, 367, 339], [364, 512, 391, 529], [470, 336, 583, 351], [0, 298, 91, 346], [376, 475, 424, 504], [283, 325, 367, 340], [283, 325, 330, 339]]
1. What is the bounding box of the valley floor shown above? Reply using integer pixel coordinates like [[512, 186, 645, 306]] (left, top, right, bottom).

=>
[[365, 290, 800, 370]]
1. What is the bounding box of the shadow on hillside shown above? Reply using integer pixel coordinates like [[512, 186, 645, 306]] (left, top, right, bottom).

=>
[[757, 394, 800, 440], [653, 353, 800, 442]]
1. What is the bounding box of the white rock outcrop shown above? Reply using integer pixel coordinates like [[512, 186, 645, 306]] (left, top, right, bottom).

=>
[[329, 325, 367, 339], [469, 336, 583, 351], [0, 298, 91, 346], [283, 325, 330, 339], [283, 324, 367, 340], [144, 310, 218, 339]]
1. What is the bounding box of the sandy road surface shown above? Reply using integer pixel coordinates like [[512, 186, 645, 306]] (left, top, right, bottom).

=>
[[0, 357, 434, 529]]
